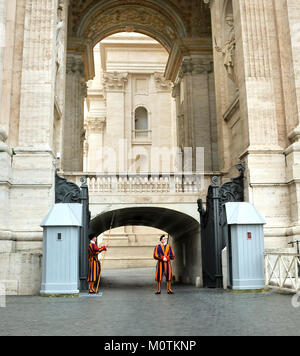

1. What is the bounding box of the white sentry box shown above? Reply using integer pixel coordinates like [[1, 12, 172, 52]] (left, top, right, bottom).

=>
[[225, 202, 266, 291], [40, 203, 82, 295]]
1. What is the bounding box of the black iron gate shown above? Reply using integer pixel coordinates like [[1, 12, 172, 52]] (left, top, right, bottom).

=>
[[198, 163, 245, 288], [55, 170, 91, 291]]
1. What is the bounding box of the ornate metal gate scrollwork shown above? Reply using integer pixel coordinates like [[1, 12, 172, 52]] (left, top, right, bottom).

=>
[[198, 162, 245, 288], [55, 170, 91, 291]]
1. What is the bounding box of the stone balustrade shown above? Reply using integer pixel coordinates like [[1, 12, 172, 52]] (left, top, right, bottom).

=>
[[63, 173, 204, 194]]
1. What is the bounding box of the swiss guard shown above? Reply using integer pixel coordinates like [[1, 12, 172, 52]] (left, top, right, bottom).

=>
[[153, 235, 175, 294], [87, 233, 108, 294]]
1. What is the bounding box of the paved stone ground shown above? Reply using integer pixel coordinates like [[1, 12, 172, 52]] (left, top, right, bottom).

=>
[[0, 268, 299, 336]]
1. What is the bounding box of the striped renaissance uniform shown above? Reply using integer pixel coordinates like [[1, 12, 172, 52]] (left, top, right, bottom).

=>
[[87, 241, 106, 292], [153, 243, 175, 282]]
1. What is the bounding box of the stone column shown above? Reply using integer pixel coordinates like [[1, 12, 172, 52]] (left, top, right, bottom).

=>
[[10, 0, 58, 245], [178, 56, 217, 172], [282, 1, 300, 242], [0, 0, 6, 112], [63, 53, 87, 172], [233, 0, 288, 247]]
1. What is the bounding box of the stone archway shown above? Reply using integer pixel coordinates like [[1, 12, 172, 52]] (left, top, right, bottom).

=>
[[63, 0, 218, 179], [91, 206, 202, 286]]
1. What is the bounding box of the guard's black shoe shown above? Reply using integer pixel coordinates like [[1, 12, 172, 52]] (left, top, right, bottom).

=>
[[167, 290, 174, 294], [155, 291, 161, 295]]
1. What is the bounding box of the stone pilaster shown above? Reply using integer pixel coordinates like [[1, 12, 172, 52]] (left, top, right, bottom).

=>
[[85, 116, 106, 172], [63, 53, 87, 172], [103, 71, 128, 173], [177, 56, 217, 172]]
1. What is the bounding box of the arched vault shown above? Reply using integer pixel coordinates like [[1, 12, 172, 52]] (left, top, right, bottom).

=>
[[71, 1, 188, 51], [91, 206, 200, 239]]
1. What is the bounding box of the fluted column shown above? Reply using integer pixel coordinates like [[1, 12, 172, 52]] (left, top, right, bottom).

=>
[[283, 1, 300, 234], [17, 0, 57, 149], [6, 0, 59, 244], [236, 0, 281, 150], [63, 53, 87, 172], [0, 0, 6, 114], [233, 0, 288, 247]]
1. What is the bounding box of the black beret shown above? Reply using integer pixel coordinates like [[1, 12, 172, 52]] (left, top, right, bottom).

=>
[[89, 233, 97, 240]]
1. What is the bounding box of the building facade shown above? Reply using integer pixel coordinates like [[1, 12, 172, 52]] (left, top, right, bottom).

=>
[[0, 0, 300, 294]]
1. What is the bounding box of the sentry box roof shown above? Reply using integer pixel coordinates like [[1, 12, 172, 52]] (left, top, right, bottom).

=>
[[225, 202, 266, 225], [40, 203, 82, 227]]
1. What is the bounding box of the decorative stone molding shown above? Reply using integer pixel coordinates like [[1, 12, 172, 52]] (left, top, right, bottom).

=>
[[103, 72, 128, 90], [288, 126, 300, 144], [78, 4, 181, 50], [154, 73, 172, 91]]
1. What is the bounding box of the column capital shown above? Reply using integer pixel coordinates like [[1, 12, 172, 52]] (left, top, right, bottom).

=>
[[85, 116, 106, 131], [67, 37, 95, 81], [154, 72, 172, 91], [103, 72, 128, 91], [66, 54, 84, 77], [179, 57, 213, 78], [165, 38, 213, 82]]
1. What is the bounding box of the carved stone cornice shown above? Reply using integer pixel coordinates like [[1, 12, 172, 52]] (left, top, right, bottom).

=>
[[103, 72, 128, 91]]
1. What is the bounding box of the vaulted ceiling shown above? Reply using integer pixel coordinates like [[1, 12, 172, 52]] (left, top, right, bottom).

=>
[[69, 0, 211, 49]]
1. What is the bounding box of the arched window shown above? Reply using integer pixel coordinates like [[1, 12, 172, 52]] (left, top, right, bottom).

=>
[[134, 107, 149, 138]]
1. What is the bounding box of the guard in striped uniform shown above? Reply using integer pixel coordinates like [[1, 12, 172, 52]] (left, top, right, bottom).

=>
[[153, 235, 175, 294], [87, 233, 107, 294]]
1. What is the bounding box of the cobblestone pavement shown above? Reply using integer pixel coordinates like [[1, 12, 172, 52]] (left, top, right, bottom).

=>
[[0, 268, 299, 336]]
